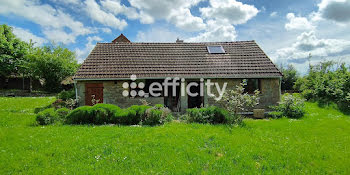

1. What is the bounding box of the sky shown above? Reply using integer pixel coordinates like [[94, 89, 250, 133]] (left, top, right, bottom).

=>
[[1, 0, 350, 74]]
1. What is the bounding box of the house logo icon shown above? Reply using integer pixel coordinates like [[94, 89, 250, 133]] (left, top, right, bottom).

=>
[[122, 75, 146, 97]]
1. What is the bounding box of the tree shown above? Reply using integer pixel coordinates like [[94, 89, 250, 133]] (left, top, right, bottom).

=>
[[0, 24, 28, 77], [28, 44, 79, 92], [216, 81, 260, 124], [297, 61, 350, 112], [280, 64, 299, 91]]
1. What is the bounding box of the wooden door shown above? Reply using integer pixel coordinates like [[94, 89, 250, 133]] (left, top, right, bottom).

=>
[[85, 83, 104, 106]]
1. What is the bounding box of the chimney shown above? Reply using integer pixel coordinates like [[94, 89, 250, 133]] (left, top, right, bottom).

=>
[[176, 38, 184, 43]]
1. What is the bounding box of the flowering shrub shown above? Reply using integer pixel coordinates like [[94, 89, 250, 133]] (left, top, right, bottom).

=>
[[270, 94, 305, 119]]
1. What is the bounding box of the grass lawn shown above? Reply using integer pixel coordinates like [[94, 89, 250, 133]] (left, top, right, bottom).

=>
[[0, 97, 349, 174]]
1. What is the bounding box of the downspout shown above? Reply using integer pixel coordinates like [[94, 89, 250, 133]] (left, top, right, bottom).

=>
[[279, 77, 282, 100], [74, 80, 78, 103]]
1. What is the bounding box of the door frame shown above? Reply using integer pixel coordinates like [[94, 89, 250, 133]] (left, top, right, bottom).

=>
[[85, 83, 104, 106]]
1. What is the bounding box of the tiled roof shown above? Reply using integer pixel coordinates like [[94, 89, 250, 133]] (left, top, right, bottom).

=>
[[74, 41, 282, 79]]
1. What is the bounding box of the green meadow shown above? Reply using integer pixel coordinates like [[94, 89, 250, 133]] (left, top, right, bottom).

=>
[[0, 97, 349, 174]]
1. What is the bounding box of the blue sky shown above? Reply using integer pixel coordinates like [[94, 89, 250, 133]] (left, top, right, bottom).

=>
[[1, 0, 350, 74]]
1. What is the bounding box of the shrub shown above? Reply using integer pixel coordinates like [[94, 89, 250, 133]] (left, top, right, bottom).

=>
[[186, 106, 230, 124], [56, 107, 70, 122], [34, 104, 52, 114], [128, 105, 151, 124], [36, 108, 58, 125], [271, 94, 306, 119], [92, 104, 121, 124], [65, 106, 94, 124], [297, 61, 350, 112], [143, 105, 173, 126], [58, 90, 75, 101], [64, 104, 170, 126]]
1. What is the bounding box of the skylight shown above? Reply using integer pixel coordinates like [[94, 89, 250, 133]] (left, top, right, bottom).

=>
[[207, 46, 225, 54]]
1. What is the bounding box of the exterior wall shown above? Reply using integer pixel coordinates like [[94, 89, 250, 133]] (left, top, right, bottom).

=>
[[76, 78, 281, 111], [206, 78, 281, 111], [76, 80, 163, 108]]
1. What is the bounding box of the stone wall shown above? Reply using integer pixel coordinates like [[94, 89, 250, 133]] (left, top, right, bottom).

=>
[[76, 80, 163, 108], [76, 78, 280, 111], [206, 78, 281, 111]]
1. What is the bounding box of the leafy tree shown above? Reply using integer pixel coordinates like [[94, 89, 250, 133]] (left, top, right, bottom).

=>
[[28, 44, 79, 92], [297, 61, 350, 112], [0, 24, 28, 77], [279, 64, 299, 91], [216, 81, 260, 124]]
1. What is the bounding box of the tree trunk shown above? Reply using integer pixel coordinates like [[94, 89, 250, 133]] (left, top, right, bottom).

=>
[[29, 76, 32, 93], [22, 74, 25, 90]]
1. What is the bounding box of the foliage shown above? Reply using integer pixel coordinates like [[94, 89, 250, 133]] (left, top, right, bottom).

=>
[[35, 108, 58, 125], [25, 45, 79, 92], [92, 104, 121, 125], [65, 106, 94, 124], [0, 24, 28, 77], [143, 104, 173, 126], [65, 104, 169, 126], [2, 97, 350, 174], [56, 107, 70, 121], [279, 64, 299, 91], [270, 94, 306, 119], [216, 81, 260, 124], [58, 90, 75, 101], [185, 106, 230, 124], [296, 61, 350, 112]]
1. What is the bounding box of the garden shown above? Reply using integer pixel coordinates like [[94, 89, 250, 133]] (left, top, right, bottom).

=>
[[1, 96, 350, 174], [1, 22, 350, 174]]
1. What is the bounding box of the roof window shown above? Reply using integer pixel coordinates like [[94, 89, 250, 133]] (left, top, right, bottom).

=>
[[207, 46, 225, 54]]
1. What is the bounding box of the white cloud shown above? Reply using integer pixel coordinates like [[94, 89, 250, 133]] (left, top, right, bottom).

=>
[[128, 0, 206, 31], [85, 0, 127, 30], [136, 27, 182, 42], [75, 36, 103, 62], [42, 29, 76, 44], [0, 0, 93, 44], [273, 31, 350, 63], [168, 8, 206, 32], [101, 0, 139, 20], [200, 0, 259, 25], [100, 27, 112, 33], [285, 13, 315, 31], [270, 11, 277, 17], [50, 0, 81, 5], [186, 20, 237, 42], [12, 27, 47, 46], [317, 0, 350, 23]]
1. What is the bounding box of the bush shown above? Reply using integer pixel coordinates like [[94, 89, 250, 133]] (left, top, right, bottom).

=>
[[92, 104, 121, 124], [36, 108, 58, 125], [34, 104, 52, 114], [56, 107, 70, 122], [143, 104, 173, 126], [186, 106, 230, 124], [65, 104, 170, 126], [297, 61, 350, 112], [270, 94, 306, 119], [58, 89, 75, 101], [65, 106, 94, 124]]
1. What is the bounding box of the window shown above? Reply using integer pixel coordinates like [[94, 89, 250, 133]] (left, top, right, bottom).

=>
[[243, 79, 261, 94], [207, 46, 225, 54]]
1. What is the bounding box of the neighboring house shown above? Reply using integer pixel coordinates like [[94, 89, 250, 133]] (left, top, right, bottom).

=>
[[74, 34, 282, 112]]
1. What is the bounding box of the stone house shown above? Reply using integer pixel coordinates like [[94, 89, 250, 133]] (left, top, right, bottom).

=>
[[73, 34, 282, 112]]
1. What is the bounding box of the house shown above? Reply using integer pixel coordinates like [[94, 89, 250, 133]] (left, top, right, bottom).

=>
[[73, 34, 282, 112]]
